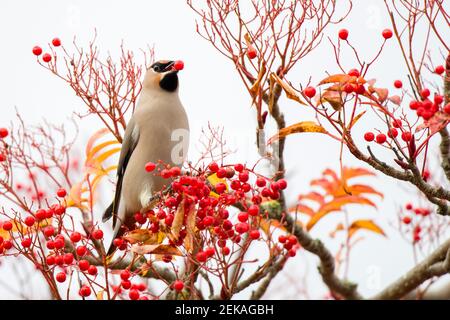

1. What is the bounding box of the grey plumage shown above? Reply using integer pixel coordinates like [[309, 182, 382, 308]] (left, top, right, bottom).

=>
[[103, 60, 189, 255]]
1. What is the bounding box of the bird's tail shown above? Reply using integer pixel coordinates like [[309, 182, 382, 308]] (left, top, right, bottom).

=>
[[102, 202, 114, 223]]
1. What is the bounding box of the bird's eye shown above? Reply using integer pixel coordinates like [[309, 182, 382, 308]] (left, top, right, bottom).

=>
[[153, 65, 161, 72]]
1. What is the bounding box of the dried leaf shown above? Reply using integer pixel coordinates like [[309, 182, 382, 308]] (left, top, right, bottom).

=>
[[416, 111, 450, 135], [270, 73, 306, 105], [318, 74, 352, 85], [184, 206, 197, 253], [348, 219, 386, 239], [289, 204, 315, 217], [347, 111, 366, 130], [317, 90, 344, 111], [250, 62, 266, 97], [388, 95, 402, 106], [268, 121, 327, 144], [171, 203, 185, 241], [131, 244, 183, 256], [123, 229, 153, 244]]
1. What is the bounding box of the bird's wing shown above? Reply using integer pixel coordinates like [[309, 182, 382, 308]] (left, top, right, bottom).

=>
[[102, 117, 140, 228]]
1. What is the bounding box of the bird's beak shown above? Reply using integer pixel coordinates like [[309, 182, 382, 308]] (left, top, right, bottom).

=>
[[163, 61, 176, 72]]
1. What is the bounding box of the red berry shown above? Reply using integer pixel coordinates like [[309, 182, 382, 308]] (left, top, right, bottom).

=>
[[56, 188, 66, 198], [401, 131, 412, 142], [120, 269, 131, 280], [32, 46, 42, 56], [222, 246, 231, 255], [173, 60, 184, 71], [121, 280, 131, 289], [55, 256, 64, 267], [392, 119, 402, 128], [394, 80, 402, 88], [52, 38, 61, 47], [129, 289, 140, 300], [92, 229, 103, 240], [2, 221, 12, 231], [444, 103, 450, 114], [434, 95, 444, 105], [338, 29, 349, 40], [382, 28, 393, 39], [246, 47, 257, 59], [63, 253, 74, 265], [113, 238, 124, 248], [42, 53, 52, 63], [420, 88, 430, 99], [88, 265, 98, 276], [21, 238, 32, 248], [235, 222, 249, 234], [303, 86, 316, 98], [205, 247, 215, 257], [54, 238, 64, 249], [238, 171, 249, 182], [3, 240, 12, 250], [249, 230, 260, 240], [78, 260, 90, 271], [70, 232, 82, 243], [376, 133, 387, 144], [234, 163, 244, 172], [79, 285, 91, 297], [348, 69, 360, 77], [43, 226, 55, 237], [435, 65, 445, 75], [364, 132, 374, 142], [388, 128, 398, 138], [402, 216, 412, 225], [196, 251, 207, 263], [215, 182, 227, 194], [144, 162, 156, 172], [56, 272, 66, 283], [0, 128, 8, 138], [288, 249, 297, 257], [277, 179, 287, 190], [355, 84, 365, 94], [170, 166, 181, 176], [406, 203, 413, 210], [173, 280, 184, 292], [237, 211, 249, 222], [24, 216, 35, 227], [248, 205, 259, 216], [46, 255, 55, 265], [409, 100, 421, 110], [0, 154, 6, 162], [278, 235, 287, 243], [256, 177, 266, 187], [209, 162, 219, 172], [343, 83, 354, 93], [76, 245, 87, 256]]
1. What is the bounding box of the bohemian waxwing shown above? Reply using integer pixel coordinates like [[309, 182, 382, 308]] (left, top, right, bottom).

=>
[[102, 60, 189, 255]]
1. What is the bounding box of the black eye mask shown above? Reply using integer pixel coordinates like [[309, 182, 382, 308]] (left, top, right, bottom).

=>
[[151, 61, 174, 73]]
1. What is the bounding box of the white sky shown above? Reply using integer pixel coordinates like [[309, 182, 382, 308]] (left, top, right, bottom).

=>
[[0, 0, 449, 299]]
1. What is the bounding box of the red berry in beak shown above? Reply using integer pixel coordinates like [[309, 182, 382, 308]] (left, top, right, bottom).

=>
[[173, 60, 184, 71]]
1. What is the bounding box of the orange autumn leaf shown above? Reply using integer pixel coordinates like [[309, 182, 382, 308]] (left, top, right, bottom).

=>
[[306, 195, 376, 231], [348, 219, 386, 239], [268, 121, 327, 144]]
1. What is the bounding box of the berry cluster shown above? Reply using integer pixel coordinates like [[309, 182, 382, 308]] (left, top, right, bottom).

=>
[[32, 37, 61, 63], [401, 203, 432, 243]]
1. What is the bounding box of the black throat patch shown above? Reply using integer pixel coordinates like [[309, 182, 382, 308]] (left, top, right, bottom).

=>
[[159, 71, 179, 92]]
